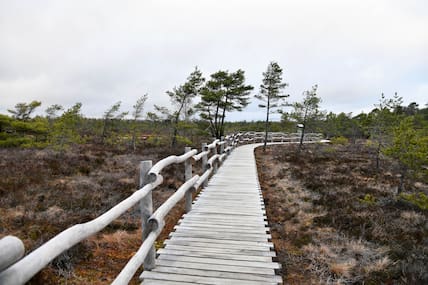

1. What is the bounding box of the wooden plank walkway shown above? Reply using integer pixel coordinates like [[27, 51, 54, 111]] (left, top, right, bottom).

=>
[[141, 144, 282, 284]]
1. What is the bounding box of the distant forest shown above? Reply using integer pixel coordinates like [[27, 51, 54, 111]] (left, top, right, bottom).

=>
[[2, 95, 426, 145]]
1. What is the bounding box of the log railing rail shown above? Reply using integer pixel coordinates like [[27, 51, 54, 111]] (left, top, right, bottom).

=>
[[0, 132, 322, 284]]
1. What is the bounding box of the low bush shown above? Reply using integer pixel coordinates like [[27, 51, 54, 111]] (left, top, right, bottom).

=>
[[359, 194, 377, 205], [330, 136, 349, 145], [400, 192, 428, 210]]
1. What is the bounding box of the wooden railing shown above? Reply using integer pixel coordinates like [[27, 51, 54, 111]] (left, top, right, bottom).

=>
[[0, 132, 322, 284], [239, 131, 323, 143]]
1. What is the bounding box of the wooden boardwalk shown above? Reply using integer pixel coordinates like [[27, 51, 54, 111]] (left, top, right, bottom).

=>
[[141, 144, 282, 284]]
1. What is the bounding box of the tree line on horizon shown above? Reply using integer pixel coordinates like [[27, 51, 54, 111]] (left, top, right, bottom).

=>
[[1, 62, 427, 188]]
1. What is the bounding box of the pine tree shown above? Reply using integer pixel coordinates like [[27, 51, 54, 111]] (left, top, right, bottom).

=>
[[255, 62, 288, 151], [49, 103, 83, 150], [383, 116, 428, 193], [45, 104, 64, 131], [197, 70, 253, 138], [289, 85, 323, 151], [8, 101, 42, 121], [131, 94, 148, 151], [167, 67, 204, 147], [101, 101, 128, 144], [370, 93, 403, 170]]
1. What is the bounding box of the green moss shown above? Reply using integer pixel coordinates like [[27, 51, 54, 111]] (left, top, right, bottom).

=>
[[175, 135, 192, 146], [323, 146, 336, 154], [399, 192, 428, 210], [146, 135, 167, 147], [0, 137, 32, 147], [154, 240, 164, 250], [359, 194, 376, 205], [293, 233, 312, 248], [330, 136, 349, 145]]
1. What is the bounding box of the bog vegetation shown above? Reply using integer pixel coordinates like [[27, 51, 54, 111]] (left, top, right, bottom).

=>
[[256, 143, 428, 284], [1, 63, 427, 283]]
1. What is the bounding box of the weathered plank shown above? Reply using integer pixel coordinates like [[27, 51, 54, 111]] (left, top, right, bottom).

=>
[[189, 206, 265, 213], [158, 255, 280, 269], [157, 248, 273, 262], [177, 219, 267, 228], [151, 267, 282, 283], [172, 227, 271, 237], [164, 240, 273, 251], [162, 244, 276, 257], [169, 232, 270, 242], [141, 271, 278, 285], [141, 280, 197, 285], [174, 225, 268, 234], [183, 212, 267, 221], [192, 202, 265, 210], [180, 216, 268, 226], [154, 259, 276, 275]]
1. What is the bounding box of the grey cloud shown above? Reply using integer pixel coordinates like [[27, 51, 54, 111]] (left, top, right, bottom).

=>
[[1, 0, 427, 120]]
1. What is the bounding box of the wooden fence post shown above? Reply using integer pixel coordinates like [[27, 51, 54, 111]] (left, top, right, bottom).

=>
[[202, 143, 208, 187], [220, 136, 225, 154], [139, 160, 155, 271], [0, 236, 25, 272], [212, 142, 218, 174], [184, 147, 193, 213]]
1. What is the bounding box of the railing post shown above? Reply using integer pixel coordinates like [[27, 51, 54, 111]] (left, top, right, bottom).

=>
[[139, 160, 156, 271], [220, 136, 225, 154], [0, 236, 25, 273], [213, 141, 218, 174], [184, 147, 193, 213], [202, 143, 208, 187]]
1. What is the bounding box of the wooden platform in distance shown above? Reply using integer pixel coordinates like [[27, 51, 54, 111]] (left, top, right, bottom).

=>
[[141, 144, 282, 284]]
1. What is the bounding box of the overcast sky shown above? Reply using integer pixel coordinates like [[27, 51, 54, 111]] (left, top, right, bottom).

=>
[[1, 0, 427, 121]]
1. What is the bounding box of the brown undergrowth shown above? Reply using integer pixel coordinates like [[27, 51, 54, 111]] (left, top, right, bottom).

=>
[[0, 144, 199, 284], [255, 143, 428, 285]]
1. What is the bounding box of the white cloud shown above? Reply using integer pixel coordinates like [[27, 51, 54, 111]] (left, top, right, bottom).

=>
[[413, 83, 428, 106]]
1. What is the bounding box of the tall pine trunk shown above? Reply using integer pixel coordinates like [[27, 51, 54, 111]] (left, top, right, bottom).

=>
[[171, 104, 184, 147], [375, 142, 381, 171], [397, 166, 407, 194], [171, 119, 179, 147], [101, 119, 108, 143], [263, 97, 270, 152], [132, 125, 137, 152], [298, 124, 306, 152], [214, 99, 221, 139], [220, 97, 228, 138], [299, 107, 308, 152]]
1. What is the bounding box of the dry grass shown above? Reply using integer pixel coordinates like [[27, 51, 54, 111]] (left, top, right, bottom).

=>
[[256, 143, 428, 284], [0, 144, 193, 284]]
